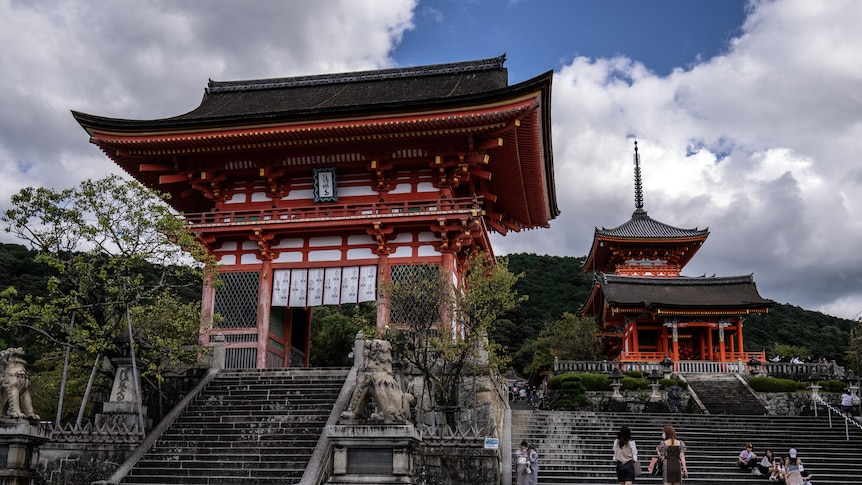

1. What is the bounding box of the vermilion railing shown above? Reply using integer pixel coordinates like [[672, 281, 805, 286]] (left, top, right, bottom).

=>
[[182, 196, 483, 228]]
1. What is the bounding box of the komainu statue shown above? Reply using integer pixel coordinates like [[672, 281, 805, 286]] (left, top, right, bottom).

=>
[[340, 339, 414, 423], [0, 347, 40, 421]]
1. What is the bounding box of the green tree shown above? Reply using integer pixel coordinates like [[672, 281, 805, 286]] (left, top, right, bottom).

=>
[[386, 252, 522, 419], [309, 303, 376, 367], [0, 175, 214, 423], [520, 312, 601, 374]]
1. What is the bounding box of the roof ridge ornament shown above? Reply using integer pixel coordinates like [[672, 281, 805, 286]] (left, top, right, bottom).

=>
[[633, 140, 646, 216]]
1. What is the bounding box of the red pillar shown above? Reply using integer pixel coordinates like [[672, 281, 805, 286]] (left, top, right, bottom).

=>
[[255, 260, 273, 369], [200, 268, 217, 345], [376, 253, 390, 334], [737, 320, 745, 356]]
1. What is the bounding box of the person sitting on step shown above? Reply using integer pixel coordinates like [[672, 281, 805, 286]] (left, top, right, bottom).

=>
[[737, 443, 758, 473], [758, 449, 776, 477]]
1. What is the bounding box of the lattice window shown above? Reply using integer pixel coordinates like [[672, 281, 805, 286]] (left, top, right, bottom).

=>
[[390, 264, 440, 325], [214, 272, 259, 328]]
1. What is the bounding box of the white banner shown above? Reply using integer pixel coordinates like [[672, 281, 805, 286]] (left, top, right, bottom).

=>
[[273, 265, 377, 307]]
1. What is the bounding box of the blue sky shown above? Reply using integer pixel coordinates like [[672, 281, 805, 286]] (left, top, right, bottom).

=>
[[396, 0, 747, 80], [0, 0, 861, 320]]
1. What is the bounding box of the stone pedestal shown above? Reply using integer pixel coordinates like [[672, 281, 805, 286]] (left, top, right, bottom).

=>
[[95, 358, 145, 431], [326, 424, 420, 484], [0, 419, 50, 485]]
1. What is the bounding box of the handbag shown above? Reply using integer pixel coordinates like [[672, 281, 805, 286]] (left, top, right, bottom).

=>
[[647, 457, 658, 473], [633, 460, 642, 477], [652, 458, 664, 476]]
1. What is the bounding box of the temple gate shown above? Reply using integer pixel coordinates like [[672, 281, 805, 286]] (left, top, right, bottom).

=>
[[74, 55, 558, 368]]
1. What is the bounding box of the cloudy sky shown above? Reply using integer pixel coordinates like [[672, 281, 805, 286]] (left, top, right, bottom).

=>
[[1, 0, 860, 319]]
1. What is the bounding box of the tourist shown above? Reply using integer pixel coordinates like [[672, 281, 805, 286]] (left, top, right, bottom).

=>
[[527, 444, 539, 485], [515, 441, 530, 485], [612, 425, 639, 485], [784, 448, 805, 485], [770, 454, 786, 482], [757, 449, 775, 476], [841, 388, 854, 418], [657, 425, 687, 485], [737, 443, 757, 473]]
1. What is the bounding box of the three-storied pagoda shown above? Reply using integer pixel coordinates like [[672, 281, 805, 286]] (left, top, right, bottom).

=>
[[582, 142, 773, 363], [73, 55, 558, 369]]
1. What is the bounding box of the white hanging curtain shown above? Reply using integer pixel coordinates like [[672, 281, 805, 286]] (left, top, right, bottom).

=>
[[272, 265, 377, 307]]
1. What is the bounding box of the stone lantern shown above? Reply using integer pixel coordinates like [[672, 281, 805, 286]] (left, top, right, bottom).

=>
[[609, 368, 625, 402], [748, 358, 762, 377]]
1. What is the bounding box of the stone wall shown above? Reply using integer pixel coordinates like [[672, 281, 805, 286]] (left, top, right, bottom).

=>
[[413, 443, 500, 485]]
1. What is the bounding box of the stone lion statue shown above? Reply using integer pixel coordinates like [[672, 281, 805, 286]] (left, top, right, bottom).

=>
[[340, 339, 414, 423], [0, 347, 40, 421]]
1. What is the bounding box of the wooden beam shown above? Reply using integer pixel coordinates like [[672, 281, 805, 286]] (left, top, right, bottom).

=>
[[140, 164, 173, 172], [475, 137, 503, 151], [471, 167, 492, 180], [486, 219, 508, 235], [159, 174, 189, 184]]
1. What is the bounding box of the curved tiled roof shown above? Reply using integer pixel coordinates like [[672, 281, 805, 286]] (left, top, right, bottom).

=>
[[597, 273, 774, 309], [597, 209, 709, 239]]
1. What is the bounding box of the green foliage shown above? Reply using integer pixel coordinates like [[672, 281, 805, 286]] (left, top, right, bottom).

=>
[[386, 252, 521, 410], [818, 379, 846, 393], [548, 372, 611, 391], [659, 378, 688, 390], [748, 376, 803, 392], [492, 253, 589, 372], [519, 312, 601, 374], [309, 303, 376, 367], [551, 375, 592, 410], [769, 343, 812, 361], [620, 376, 649, 391], [0, 176, 214, 425], [745, 305, 856, 364], [626, 370, 643, 379]]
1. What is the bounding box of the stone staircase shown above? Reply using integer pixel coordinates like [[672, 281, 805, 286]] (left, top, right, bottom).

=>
[[119, 367, 349, 485], [512, 410, 862, 484], [685, 373, 770, 415]]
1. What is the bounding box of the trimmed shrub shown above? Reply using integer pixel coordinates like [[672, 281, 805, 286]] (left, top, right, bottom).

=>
[[659, 378, 688, 390], [620, 376, 650, 391], [749, 376, 800, 392], [626, 370, 644, 379], [818, 380, 846, 393], [552, 376, 592, 410]]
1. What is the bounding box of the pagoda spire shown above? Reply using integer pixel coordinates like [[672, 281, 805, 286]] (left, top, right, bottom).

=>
[[633, 140, 646, 215]]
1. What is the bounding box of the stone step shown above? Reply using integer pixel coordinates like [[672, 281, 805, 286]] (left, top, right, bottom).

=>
[[118, 367, 348, 484], [512, 410, 862, 485]]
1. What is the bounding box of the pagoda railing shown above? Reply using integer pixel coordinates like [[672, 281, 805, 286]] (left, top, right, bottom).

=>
[[617, 351, 766, 364], [614, 264, 681, 277], [183, 196, 483, 229], [552, 354, 851, 378]]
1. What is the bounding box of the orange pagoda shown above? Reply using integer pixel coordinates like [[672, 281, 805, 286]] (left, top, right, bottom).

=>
[[73, 55, 558, 369], [582, 142, 773, 364]]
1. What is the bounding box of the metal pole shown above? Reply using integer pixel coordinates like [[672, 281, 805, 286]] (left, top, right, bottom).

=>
[[56, 311, 75, 427], [76, 352, 102, 427], [126, 307, 146, 435]]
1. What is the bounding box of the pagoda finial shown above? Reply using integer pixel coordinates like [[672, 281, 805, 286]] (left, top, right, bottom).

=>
[[633, 140, 645, 212]]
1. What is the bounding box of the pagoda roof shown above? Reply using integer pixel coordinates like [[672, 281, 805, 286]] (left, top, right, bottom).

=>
[[596, 209, 709, 239], [582, 273, 774, 318], [71, 55, 558, 229], [582, 209, 709, 272]]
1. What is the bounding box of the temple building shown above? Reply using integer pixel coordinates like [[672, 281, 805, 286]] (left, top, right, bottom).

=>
[[581, 142, 773, 363], [73, 55, 558, 369]]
